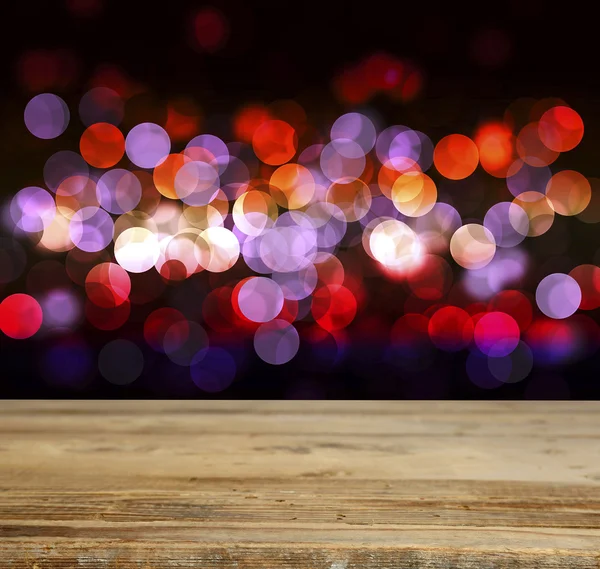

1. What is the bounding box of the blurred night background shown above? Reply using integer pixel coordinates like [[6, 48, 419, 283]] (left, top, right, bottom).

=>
[[0, 0, 599, 398]]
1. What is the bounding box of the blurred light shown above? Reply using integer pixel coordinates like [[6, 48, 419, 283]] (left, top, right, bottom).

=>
[[391, 172, 437, 217], [270, 164, 315, 209], [516, 122, 559, 166], [488, 290, 533, 332], [311, 284, 357, 331], [3, 85, 599, 385], [474, 122, 514, 178], [237, 276, 284, 323], [474, 312, 520, 357], [538, 106, 584, 152], [114, 227, 160, 273], [0, 294, 43, 339], [79, 87, 124, 126], [190, 347, 236, 392], [428, 306, 473, 352], [192, 7, 229, 53], [80, 123, 125, 168], [450, 224, 496, 270], [545, 170, 591, 216], [85, 262, 131, 308], [69, 206, 114, 253], [434, 134, 479, 180], [536, 273, 581, 319], [369, 218, 423, 272], [488, 340, 533, 384], [125, 123, 171, 169], [569, 265, 600, 310], [512, 191, 555, 237], [254, 319, 300, 364], [252, 120, 297, 165], [483, 202, 529, 248], [10, 187, 56, 234], [24, 94, 69, 139], [40, 288, 82, 332]]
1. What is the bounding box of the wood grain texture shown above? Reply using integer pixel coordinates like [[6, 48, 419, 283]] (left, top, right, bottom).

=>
[[1, 400, 600, 568]]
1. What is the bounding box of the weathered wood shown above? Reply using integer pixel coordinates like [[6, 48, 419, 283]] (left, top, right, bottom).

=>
[[1, 401, 599, 568]]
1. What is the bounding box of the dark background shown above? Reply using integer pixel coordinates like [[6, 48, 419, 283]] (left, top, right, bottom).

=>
[[2, 3, 598, 98], [1, 2, 599, 112], [0, 0, 599, 399]]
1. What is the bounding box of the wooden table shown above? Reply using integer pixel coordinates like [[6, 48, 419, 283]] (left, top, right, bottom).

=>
[[1, 401, 599, 568]]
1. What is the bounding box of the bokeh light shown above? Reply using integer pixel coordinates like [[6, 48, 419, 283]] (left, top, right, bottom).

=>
[[254, 319, 300, 364], [39, 288, 82, 332], [85, 262, 131, 307], [434, 134, 479, 180], [80, 123, 125, 168], [2, 85, 598, 396], [24, 93, 70, 139], [569, 265, 600, 310], [79, 87, 124, 126], [369, 219, 423, 273], [474, 122, 514, 178], [536, 273, 582, 320], [538, 106, 584, 152], [428, 306, 473, 352], [114, 227, 160, 273], [96, 169, 142, 214], [252, 120, 297, 165], [512, 191, 555, 237], [0, 294, 43, 339], [391, 172, 437, 217], [192, 7, 229, 53], [545, 170, 591, 216], [125, 123, 171, 169], [450, 224, 496, 270], [474, 312, 520, 357], [190, 347, 236, 391]]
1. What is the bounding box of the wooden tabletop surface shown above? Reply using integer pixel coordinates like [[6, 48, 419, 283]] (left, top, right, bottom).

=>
[[1, 400, 600, 568]]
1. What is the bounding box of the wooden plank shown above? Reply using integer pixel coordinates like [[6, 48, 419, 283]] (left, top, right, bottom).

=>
[[0, 401, 599, 568]]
